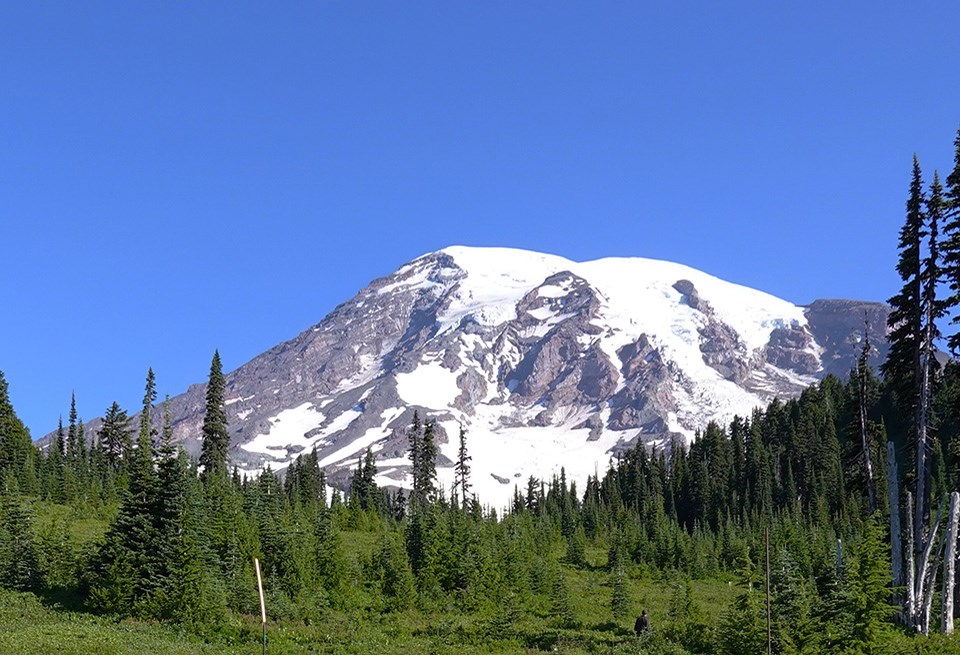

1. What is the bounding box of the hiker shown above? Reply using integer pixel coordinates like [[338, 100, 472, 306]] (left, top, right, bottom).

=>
[[634, 608, 650, 636]]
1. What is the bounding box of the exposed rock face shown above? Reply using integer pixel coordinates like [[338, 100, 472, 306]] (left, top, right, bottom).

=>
[[804, 299, 890, 377], [51, 247, 890, 508], [765, 325, 820, 375]]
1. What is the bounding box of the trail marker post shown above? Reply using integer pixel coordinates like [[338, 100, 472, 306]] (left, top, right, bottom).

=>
[[255, 557, 267, 655]]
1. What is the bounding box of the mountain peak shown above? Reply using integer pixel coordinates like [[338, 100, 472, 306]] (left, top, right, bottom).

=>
[[52, 247, 889, 508]]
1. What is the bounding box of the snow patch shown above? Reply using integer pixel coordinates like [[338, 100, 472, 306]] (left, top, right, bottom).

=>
[[241, 403, 326, 456], [395, 361, 462, 408]]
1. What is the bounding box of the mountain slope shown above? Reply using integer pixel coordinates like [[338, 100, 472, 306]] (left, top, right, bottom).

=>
[[58, 247, 891, 508]]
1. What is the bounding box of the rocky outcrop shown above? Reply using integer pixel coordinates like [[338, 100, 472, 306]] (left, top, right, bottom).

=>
[[804, 299, 889, 377]]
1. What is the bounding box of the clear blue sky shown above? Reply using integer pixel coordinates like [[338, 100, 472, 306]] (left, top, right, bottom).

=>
[[3, 2, 959, 436]]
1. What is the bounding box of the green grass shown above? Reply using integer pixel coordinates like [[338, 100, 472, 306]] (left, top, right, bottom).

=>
[[0, 589, 232, 655]]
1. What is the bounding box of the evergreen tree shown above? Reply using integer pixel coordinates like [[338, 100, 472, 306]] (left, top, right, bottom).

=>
[[0, 492, 41, 591], [882, 156, 925, 418], [88, 369, 162, 617], [66, 392, 82, 464], [718, 555, 765, 655], [348, 447, 380, 512], [550, 568, 576, 628], [44, 417, 65, 502], [0, 371, 36, 493], [942, 126, 960, 354], [454, 425, 471, 506], [378, 531, 416, 611], [845, 514, 896, 652], [199, 351, 229, 481], [420, 420, 438, 505], [610, 562, 629, 620], [850, 328, 879, 514], [139, 368, 157, 458], [314, 503, 347, 600], [97, 401, 132, 471], [914, 172, 946, 542]]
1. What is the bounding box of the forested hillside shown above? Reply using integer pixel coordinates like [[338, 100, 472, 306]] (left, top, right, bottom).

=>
[[3, 128, 960, 654]]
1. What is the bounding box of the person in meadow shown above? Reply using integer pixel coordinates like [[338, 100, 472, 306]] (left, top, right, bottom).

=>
[[634, 608, 650, 636]]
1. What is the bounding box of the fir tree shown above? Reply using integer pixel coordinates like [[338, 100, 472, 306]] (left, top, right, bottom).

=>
[[66, 392, 81, 464], [454, 425, 471, 507], [882, 155, 925, 418], [97, 401, 132, 471], [139, 368, 157, 458], [0, 492, 41, 591], [942, 126, 960, 354], [550, 568, 576, 628], [378, 531, 416, 611], [718, 555, 765, 655], [419, 419, 438, 505], [610, 562, 629, 620], [0, 371, 36, 493], [846, 514, 896, 651], [199, 351, 229, 481]]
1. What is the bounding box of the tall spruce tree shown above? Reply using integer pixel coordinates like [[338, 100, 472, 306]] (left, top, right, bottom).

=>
[[89, 371, 163, 616], [199, 351, 229, 481], [98, 401, 132, 472], [0, 371, 36, 493], [0, 492, 41, 591], [419, 420, 438, 504], [942, 127, 960, 354], [914, 172, 945, 541], [139, 368, 157, 459], [454, 425, 471, 506], [882, 156, 925, 417], [407, 411, 422, 508]]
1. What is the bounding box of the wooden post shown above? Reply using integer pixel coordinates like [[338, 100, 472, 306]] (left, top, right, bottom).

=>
[[942, 492, 959, 634], [765, 527, 772, 655], [255, 557, 267, 655]]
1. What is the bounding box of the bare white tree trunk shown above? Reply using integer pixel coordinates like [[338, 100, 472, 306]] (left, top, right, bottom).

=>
[[907, 491, 916, 629], [923, 533, 946, 635], [888, 442, 902, 595], [942, 492, 959, 634], [858, 344, 876, 512], [917, 496, 946, 634]]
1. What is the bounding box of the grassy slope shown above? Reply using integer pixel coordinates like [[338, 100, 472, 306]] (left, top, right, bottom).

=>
[[7, 504, 950, 654]]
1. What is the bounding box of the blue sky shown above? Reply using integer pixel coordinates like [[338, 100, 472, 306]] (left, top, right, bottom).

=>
[[3, 2, 959, 436]]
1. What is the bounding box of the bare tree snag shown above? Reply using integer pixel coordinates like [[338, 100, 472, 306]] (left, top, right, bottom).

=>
[[888, 442, 902, 595], [942, 491, 959, 634]]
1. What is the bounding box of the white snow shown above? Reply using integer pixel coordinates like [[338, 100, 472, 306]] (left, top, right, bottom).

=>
[[317, 406, 404, 469], [456, 411, 623, 512], [241, 403, 326, 455], [430, 245, 813, 431], [395, 360, 462, 408]]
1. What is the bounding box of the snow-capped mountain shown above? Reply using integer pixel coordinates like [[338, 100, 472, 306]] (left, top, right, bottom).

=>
[[69, 247, 892, 508]]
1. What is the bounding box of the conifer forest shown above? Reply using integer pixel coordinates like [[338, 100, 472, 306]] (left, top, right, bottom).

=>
[[4, 130, 960, 654]]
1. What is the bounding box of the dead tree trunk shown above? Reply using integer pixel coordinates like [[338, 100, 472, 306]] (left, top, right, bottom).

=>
[[857, 330, 876, 512], [942, 491, 959, 634], [907, 491, 916, 628], [923, 535, 945, 636], [916, 496, 946, 634], [888, 442, 902, 595]]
